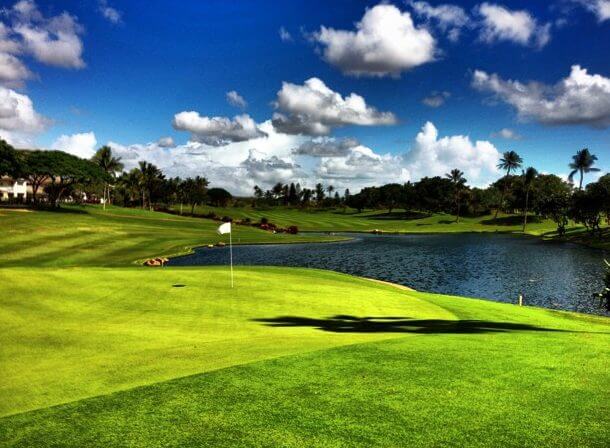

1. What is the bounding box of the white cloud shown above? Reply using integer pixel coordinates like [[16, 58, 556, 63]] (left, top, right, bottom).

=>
[[313, 3, 436, 77], [104, 121, 505, 195], [272, 77, 396, 135], [51, 131, 97, 158], [157, 136, 174, 147], [573, 0, 610, 22], [172, 112, 267, 146], [98, 0, 123, 25], [314, 144, 409, 191], [407, 1, 469, 41], [0, 22, 21, 54], [472, 65, 610, 128], [491, 128, 522, 140], [422, 91, 450, 107], [292, 137, 359, 157], [0, 52, 32, 86], [226, 90, 247, 109], [109, 121, 307, 195], [279, 26, 292, 42], [0, 85, 48, 146], [51, 132, 97, 159], [404, 121, 501, 186], [12, 3, 85, 69], [475, 2, 550, 48]]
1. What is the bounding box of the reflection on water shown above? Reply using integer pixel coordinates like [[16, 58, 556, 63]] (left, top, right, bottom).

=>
[[169, 233, 608, 315]]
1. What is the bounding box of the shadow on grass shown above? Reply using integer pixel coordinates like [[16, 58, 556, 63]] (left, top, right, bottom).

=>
[[481, 215, 542, 226], [369, 211, 430, 221], [252, 315, 569, 334]]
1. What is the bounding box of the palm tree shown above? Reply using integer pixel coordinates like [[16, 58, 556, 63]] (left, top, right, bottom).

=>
[[521, 167, 538, 232], [138, 161, 163, 210], [445, 168, 466, 223], [568, 148, 600, 190], [495, 150, 523, 219], [92, 146, 123, 211]]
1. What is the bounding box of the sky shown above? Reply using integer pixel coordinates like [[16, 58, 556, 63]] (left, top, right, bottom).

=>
[[0, 0, 609, 195]]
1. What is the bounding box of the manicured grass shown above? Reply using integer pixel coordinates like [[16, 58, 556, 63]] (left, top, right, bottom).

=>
[[0, 205, 344, 267], [181, 204, 567, 234], [1, 267, 608, 447], [183, 205, 610, 249]]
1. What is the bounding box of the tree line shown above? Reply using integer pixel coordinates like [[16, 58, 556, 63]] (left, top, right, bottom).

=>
[[1, 139, 608, 236], [252, 148, 609, 236], [0, 140, 232, 213]]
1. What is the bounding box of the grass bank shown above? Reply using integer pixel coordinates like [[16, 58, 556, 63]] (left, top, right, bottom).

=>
[[180, 205, 610, 250], [0, 205, 345, 267]]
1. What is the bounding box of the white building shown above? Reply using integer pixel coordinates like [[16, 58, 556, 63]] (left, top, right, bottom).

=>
[[0, 177, 29, 202]]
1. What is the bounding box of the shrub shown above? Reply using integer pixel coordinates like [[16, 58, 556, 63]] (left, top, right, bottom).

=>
[[286, 225, 298, 234], [221, 216, 232, 222], [260, 217, 269, 225]]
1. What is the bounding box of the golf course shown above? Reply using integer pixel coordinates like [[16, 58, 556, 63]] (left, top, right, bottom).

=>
[[1, 206, 609, 447]]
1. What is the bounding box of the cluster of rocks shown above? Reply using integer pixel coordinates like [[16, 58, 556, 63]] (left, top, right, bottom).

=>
[[144, 257, 169, 267]]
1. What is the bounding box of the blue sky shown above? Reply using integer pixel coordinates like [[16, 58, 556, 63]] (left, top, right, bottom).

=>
[[1, 0, 609, 193]]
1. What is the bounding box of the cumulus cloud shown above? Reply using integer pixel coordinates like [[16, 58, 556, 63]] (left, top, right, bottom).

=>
[[226, 90, 247, 109], [422, 91, 450, 107], [279, 26, 292, 42], [172, 112, 267, 146], [292, 137, 359, 157], [51, 131, 97, 158], [403, 122, 501, 186], [491, 128, 522, 140], [573, 0, 610, 22], [0, 85, 48, 146], [315, 144, 409, 190], [472, 65, 610, 128], [0, 52, 32, 86], [109, 121, 307, 195], [12, 1, 85, 69], [98, 0, 122, 24], [313, 3, 436, 77], [241, 150, 304, 184], [272, 77, 396, 135], [475, 2, 550, 48], [407, 0, 469, 41], [157, 136, 174, 147]]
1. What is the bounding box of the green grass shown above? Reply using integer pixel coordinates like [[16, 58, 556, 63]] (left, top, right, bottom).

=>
[[181, 205, 565, 234], [2, 205, 608, 447], [0, 205, 344, 267], [182, 205, 610, 249], [0, 267, 608, 447]]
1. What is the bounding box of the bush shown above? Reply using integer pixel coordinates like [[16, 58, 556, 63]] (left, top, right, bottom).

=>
[[260, 217, 269, 225], [286, 225, 299, 234], [221, 216, 232, 222]]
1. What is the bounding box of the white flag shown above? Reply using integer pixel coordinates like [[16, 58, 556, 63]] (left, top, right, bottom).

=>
[[217, 222, 231, 235]]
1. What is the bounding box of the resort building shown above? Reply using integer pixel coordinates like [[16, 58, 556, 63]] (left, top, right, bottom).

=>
[[0, 176, 30, 202]]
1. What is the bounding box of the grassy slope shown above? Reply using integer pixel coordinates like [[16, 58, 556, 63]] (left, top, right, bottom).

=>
[[0, 206, 344, 267], [184, 205, 610, 250], [0, 267, 608, 447]]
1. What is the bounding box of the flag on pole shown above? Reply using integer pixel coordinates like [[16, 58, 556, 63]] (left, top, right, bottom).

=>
[[217, 222, 233, 287], [217, 222, 231, 235]]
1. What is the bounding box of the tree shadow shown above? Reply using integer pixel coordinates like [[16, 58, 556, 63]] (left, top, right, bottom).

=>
[[252, 315, 569, 334], [369, 211, 430, 221], [481, 215, 542, 226]]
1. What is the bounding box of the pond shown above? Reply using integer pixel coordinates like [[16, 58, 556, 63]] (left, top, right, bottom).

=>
[[169, 233, 608, 315]]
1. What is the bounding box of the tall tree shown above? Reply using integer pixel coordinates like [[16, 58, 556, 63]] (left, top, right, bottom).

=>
[[495, 150, 523, 219], [445, 169, 467, 223], [568, 148, 600, 190], [91, 146, 123, 210], [315, 183, 325, 204], [0, 139, 20, 176], [521, 167, 538, 232], [137, 161, 164, 210]]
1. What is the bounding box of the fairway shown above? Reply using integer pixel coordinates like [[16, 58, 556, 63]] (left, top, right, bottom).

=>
[[1, 207, 609, 447]]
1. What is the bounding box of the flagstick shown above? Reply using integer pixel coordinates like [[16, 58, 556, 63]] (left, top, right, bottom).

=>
[[229, 228, 234, 288]]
